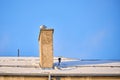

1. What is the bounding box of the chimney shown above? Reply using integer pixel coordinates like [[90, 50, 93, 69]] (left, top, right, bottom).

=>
[[38, 25, 54, 68]]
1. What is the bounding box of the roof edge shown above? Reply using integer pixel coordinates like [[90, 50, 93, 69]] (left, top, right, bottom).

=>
[[0, 73, 120, 77]]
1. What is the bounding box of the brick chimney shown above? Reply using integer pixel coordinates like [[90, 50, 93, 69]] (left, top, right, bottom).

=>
[[38, 25, 54, 68]]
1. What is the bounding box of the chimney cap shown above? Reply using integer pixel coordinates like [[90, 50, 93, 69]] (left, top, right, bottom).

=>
[[38, 25, 54, 41]]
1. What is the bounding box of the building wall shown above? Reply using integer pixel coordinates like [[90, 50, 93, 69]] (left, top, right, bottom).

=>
[[39, 29, 54, 68], [60, 76, 120, 80], [0, 76, 47, 80], [0, 76, 120, 80]]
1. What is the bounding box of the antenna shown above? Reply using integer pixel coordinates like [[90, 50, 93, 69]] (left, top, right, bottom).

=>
[[18, 49, 20, 57]]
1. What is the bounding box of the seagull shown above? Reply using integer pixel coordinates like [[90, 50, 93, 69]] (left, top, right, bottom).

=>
[[40, 25, 47, 29]]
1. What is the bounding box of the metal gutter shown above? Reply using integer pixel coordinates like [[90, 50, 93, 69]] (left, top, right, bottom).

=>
[[0, 73, 120, 77]]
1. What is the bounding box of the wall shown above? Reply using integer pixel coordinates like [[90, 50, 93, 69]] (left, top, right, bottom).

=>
[[0, 76, 120, 80]]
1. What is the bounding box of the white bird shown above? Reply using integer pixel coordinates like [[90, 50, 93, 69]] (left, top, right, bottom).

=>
[[40, 25, 47, 29]]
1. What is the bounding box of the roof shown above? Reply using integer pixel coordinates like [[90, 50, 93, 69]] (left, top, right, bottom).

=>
[[0, 57, 120, 76]]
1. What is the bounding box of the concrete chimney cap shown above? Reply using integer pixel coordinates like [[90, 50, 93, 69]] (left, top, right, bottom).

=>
[[40, 25, 47, 29]]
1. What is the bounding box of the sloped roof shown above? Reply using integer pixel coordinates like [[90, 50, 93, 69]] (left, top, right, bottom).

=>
[[0, 57, 120, 76]]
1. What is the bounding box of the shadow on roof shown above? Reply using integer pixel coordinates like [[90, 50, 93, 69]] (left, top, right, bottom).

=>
[[54, 60, 120, 68]]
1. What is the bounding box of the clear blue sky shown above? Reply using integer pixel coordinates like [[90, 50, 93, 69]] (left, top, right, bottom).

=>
[[0, 0, 120, 59]]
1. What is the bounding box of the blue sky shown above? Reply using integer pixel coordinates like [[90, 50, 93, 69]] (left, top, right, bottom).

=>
[[0, 0, 120, 59]]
